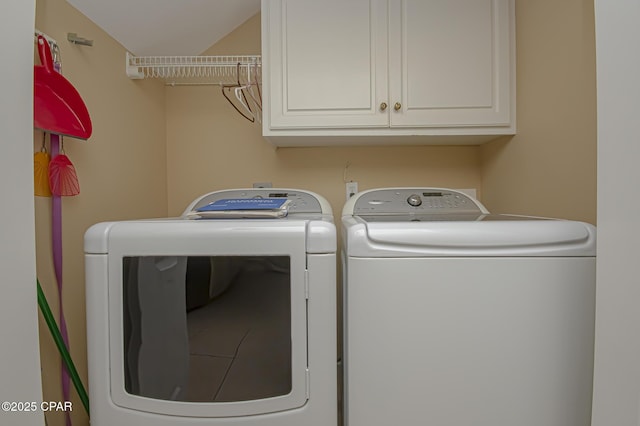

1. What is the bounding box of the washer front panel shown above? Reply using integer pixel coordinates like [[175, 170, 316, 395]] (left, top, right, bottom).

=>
[[344, 256, 596, 426]]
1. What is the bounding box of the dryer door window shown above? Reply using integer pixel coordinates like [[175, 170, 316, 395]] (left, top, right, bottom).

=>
[[122, 255, 293, 403], [104, 220, 309, 418]]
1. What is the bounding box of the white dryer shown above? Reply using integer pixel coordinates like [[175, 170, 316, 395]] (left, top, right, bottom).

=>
[[84, 188, 337, 426], [342, 188, 596, 426]]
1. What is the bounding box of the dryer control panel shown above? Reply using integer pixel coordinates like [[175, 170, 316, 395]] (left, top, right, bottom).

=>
[[346, 188, 489, 216], [184, 188, 330, 215]]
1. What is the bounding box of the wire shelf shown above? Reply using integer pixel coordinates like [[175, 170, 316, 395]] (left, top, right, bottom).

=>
[[126, 53, 261, 83]]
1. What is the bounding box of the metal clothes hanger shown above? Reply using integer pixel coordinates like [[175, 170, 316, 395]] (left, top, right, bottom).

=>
[[244, 61, 262, 123], [221, 63, 255, 122]]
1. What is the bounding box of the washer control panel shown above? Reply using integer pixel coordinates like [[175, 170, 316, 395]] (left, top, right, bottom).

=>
[[351, 188, 488, 215]]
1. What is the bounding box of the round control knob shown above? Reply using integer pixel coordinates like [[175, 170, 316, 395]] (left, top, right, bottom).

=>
[[407, 194, 422, 207]]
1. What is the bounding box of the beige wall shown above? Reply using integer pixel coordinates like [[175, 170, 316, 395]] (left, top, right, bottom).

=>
[[481, 0, 597, 224], [35, 0, 167, 425], [166, 14, 483, 224]]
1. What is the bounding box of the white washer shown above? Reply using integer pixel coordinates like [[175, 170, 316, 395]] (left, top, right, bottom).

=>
[[342, 188, 596, 426], [84, 188, 337, 426]]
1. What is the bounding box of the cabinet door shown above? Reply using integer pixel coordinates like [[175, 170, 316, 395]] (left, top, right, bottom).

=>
[[388, 0, 514, 128], [263, 0, 389, 130]]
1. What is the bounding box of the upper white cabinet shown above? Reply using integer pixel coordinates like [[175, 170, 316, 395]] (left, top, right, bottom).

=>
[[261, 0, 515, 145]]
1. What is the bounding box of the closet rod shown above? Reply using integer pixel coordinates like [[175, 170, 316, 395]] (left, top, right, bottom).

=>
[[165, 81, 251, 87]]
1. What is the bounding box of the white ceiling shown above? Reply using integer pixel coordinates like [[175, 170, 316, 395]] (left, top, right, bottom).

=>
[[65, 0, 261, 56]]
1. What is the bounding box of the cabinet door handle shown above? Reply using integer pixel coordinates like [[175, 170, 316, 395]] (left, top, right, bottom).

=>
[[394, 102, 402, 111], [380, 102, 388, 111]]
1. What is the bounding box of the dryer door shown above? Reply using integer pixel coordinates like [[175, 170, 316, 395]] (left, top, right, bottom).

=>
[[102, 220, 309, 418]]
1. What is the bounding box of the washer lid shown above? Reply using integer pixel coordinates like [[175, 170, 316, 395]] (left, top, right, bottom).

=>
[[343, 215, 596, 257]]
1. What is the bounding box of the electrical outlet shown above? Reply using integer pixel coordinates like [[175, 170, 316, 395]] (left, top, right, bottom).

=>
[[346, 181, 358, 200]]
